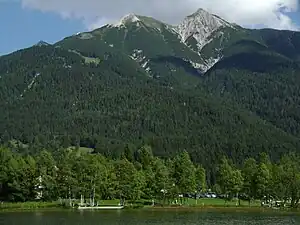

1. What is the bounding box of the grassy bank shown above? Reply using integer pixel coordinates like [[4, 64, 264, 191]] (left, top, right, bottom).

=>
[[189, 198, 261, 207], [0, 201, 61, 212], [0, 198, 287, 213], [145, 198, 260, 208], [0, 198, 260, 211]]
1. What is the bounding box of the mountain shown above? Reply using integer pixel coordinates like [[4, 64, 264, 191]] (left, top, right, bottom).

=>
[[1, 8, 300, 180], [203, 29, 300, 137], [177, 9, 235, 50]]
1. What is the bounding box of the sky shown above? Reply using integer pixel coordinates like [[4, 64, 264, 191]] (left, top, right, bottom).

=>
[[0, 0, 300, 55]]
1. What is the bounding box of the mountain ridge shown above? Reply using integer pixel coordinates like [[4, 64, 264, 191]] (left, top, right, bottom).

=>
[[1, 8, 300, 178], [67, 8, 235, 74]]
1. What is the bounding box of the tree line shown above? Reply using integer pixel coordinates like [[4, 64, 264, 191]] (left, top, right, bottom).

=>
[[217, 152, 300, 208], [0, 145, 206, 204], [1, 145, 300, 208]]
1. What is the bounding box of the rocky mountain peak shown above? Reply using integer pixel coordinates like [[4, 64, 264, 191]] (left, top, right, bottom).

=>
[[113, 13, 141, 27], [34, 40, 50, 47], [111, 13, 169, 31], [176, 8, 232, 50]]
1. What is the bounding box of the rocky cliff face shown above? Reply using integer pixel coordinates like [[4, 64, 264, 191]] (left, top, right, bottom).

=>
[[176, 8, 233, 50]]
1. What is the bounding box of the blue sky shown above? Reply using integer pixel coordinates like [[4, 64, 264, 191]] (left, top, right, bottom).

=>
[[290, 12, 300, 25], [0, 2, 85, 55], [0, 0, 299, 56]]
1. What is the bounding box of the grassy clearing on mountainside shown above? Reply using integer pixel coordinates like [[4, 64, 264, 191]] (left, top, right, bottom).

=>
[[82, 56, 101, 65], [68, 49, 101, 65], [67, 146, 94, 153]]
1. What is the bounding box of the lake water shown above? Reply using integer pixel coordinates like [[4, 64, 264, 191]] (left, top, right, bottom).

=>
[[1, 209, 300, 225]]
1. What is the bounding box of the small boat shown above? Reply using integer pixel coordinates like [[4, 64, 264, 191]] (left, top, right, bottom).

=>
[[77, 190, 124, 210]]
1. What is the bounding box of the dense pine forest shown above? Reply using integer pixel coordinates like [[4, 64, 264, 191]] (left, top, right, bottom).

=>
[[2, 10, 300, 191], [1, 45, 299, 184], [1, 146, 300, 208]]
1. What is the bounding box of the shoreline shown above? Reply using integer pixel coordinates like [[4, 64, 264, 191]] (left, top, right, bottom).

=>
[[0, 202, 62, 213], [1, 202, 299, 214], [144, 206, 292, 212]]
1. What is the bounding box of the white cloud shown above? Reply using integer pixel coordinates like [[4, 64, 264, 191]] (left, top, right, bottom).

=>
[[19, 0, 299, 30]]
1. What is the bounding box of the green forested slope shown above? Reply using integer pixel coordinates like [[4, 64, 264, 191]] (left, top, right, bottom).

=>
[[56, 19, 204, 88], [2, 13, 300, 182], [0, 43, 299, 182], [202, 28, 300, 138]]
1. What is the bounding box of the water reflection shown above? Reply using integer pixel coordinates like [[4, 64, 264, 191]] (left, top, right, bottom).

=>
[[1, 210, 300, 225]]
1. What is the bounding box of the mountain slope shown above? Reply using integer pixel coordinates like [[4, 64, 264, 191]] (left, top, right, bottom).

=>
[[2, 9, 300, 180], [1, 44, 300, 170], [57, 15, 207, 88], [201, 26, 300, 137]]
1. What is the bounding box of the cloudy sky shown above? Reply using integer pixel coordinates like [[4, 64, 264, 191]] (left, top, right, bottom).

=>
[[1, 0, 299, 55]]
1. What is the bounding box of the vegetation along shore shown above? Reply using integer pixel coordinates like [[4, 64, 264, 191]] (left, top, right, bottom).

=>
[[1, 145, 300, 212]]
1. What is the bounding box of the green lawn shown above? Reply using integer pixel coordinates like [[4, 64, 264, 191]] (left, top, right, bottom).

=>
[[187, 198, 261, 207], [0, 198, 260, 212], [97, 198, 260, 208], [0, 202, 60, 211], [97, 199, 121, 206]]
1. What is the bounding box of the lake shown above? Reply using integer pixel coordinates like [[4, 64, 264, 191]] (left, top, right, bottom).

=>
[[1, 209, 300, 225]]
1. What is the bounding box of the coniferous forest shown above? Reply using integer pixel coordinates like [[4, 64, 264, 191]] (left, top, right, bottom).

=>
[[1, 45, 300, 185]]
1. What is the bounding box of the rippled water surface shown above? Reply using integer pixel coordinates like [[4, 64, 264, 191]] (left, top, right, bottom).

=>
[[1, 209, 300, 225]]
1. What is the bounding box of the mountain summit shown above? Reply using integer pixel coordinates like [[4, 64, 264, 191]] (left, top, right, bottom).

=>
[[111, 13, 170, 31], [104, 8, 237, 71], [176, 8, 233, 50], [113, 13, 141, 27], [98, 8, 237, 72], [34, 40, 50, 47]]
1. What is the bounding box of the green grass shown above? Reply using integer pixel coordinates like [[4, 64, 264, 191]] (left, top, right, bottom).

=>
[[0, 198, 261, 212], [97, 199, 121, 206], [97, 198, 261, 208], [67, 146, 94, 153], [0, 202, 60, 211], [188, 198, 260, 207], [149, 198, 261, 208], [82, 56, 101, 65], [68, 50, 101, 65]]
